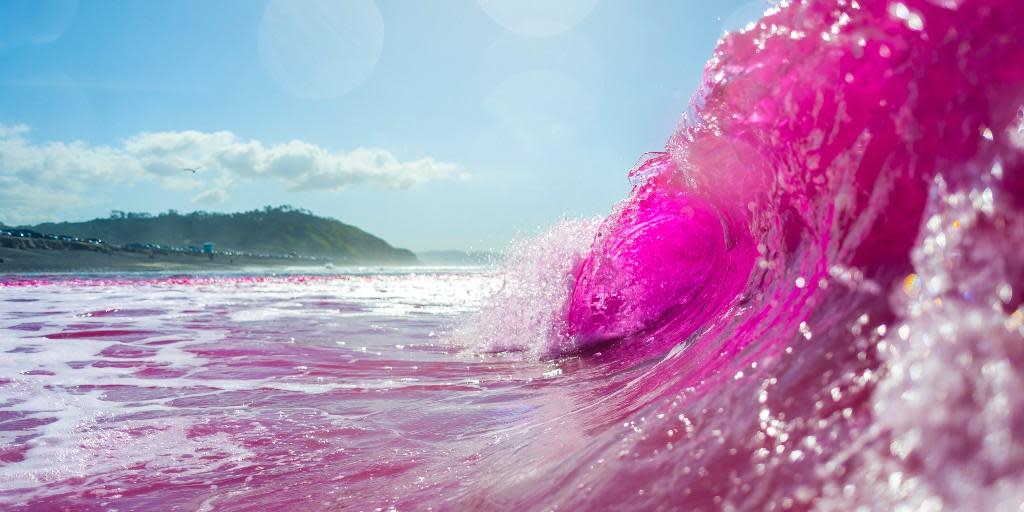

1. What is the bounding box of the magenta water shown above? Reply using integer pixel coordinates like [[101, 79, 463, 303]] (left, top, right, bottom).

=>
[[4, 0, 1024, 509]]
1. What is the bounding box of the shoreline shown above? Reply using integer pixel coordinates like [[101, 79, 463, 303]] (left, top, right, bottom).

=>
[[0, 246, 337, 274]]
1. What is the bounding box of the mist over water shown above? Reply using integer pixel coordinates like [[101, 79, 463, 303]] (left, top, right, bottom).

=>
[[2, 0, 1024, 510]]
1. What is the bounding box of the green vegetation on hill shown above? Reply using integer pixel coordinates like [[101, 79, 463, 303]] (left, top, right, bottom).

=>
[[25, 206, 417, 264]]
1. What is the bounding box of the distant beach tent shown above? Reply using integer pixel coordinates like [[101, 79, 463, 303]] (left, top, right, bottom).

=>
[[202, 242, 215, 254]]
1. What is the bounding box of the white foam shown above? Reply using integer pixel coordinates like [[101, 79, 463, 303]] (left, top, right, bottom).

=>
[[0, 270, 499, 501], [452, 217, 602, 356]]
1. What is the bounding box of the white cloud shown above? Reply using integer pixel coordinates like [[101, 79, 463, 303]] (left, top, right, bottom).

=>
[[0, 123, 462, 223], [0, 175, 90, 225], [192, 188, 230, 205], [117, 129, 460, 188], [0, 123, 29, 138]]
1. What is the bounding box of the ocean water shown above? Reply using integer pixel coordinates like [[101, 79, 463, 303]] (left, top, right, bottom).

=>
[[0, 269, 517, 510], [4, 0, 1024, 509]]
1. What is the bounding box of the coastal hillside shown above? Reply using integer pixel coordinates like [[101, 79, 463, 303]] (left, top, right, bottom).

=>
[[23, 206, 417, 264]]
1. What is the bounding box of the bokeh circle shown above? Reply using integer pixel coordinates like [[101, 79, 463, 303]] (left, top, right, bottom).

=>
[[258, 0, 384, 99]]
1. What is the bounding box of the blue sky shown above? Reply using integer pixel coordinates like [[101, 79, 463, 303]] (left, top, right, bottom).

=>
[[0, 0, 768, 251]]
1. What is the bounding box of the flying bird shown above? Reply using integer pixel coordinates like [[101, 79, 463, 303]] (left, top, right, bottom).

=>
[[183, 167, 201, 174]]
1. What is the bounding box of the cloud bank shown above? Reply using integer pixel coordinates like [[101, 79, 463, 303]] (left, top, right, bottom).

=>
[[0, 123, 460, 224]]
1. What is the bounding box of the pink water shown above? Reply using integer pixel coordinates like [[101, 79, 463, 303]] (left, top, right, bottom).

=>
[[5, 0, 1024, 509]]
